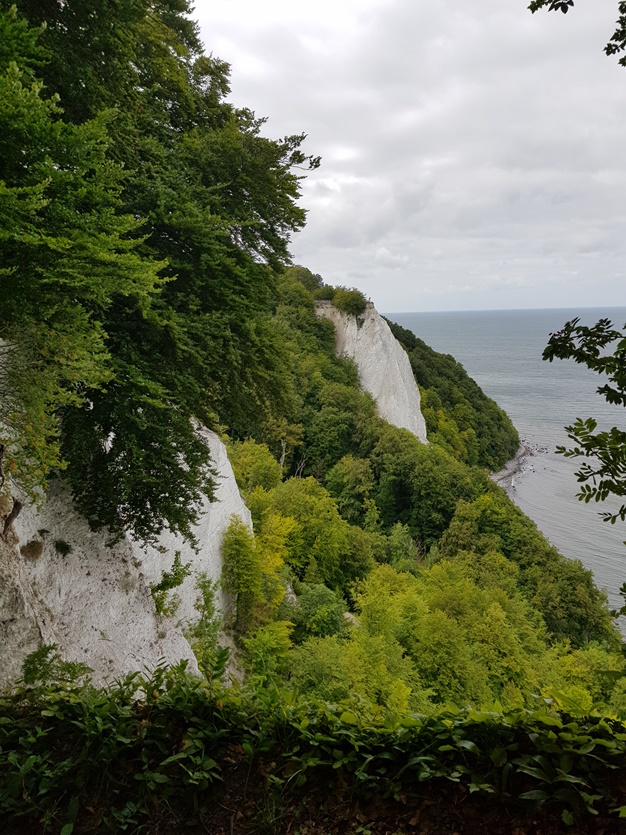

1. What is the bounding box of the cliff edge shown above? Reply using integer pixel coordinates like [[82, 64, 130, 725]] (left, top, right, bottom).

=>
[[316, 301, 428, 444]]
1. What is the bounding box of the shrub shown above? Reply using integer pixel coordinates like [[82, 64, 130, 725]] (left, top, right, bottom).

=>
[[150, 551, 192, 617], [333, 287, 368, 316]]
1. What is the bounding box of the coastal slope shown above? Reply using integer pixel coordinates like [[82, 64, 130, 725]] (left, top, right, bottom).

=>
[[316, 301, 428, 443]]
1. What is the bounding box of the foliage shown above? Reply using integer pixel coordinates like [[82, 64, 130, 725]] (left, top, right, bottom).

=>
[[2, 1, 317, 539], [543, 318, 626, 526], [2, 662, 626, 832], [313, 283, 337, 301], [439, 492, 617, 647], [326, 455, 376, 526], [290, 582, 348, 643], [242, 620, 294, 684], [220, 515, 263, 633], [528, 0, 626, 66], [228, 438, 282, 494], [236, 269, 617, 693], [387, 319, 519, 470], [333, 286, 368, 316], [250, 477, 376, 594], [370, 423, 486, 546], [291, 632, 421, 714], [150, 551, 192, 617], [20, 645, 92, 687], [3, 10, 624, 810], [284, 265, 324, 293], [0, 7, 166, 500], [184, 574, 227, 684], [387, 522, 422, 574]]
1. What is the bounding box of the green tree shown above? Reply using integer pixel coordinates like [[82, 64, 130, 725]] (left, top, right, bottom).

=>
[[228, 439, 282, 495], [242, 620, 293, 685], [290, 583, 347, 643], [3, 2, 318, 540], [262, 477, 352, 588], [439, 492, 616, 646], [325, 455, 376, 525], [332, 287, 368, 316], [543, 318, 626, 525], [0, 7, 165, 500], [220, 515, 263, 634]]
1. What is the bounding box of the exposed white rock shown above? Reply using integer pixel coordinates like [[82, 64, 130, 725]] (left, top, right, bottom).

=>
[[1, 429, 250, 688], [316, 301, 427, 443]]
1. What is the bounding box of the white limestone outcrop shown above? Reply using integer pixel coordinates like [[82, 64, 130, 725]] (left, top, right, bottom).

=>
[[0, 429, 250, 688], [0, 303, 426, 688], [316, 301, 427, 443]]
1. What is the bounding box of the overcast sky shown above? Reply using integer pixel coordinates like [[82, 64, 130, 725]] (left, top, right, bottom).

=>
[[196, 0, 626, 312]]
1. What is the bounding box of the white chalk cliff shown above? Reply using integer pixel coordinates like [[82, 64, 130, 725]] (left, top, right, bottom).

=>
[[1, 304, 426, 688], [0, 429, 250, 688], [316, 301, 427, 444]]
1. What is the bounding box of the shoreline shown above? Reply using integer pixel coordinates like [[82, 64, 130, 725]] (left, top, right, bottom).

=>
[[491, 440, 547, 492]]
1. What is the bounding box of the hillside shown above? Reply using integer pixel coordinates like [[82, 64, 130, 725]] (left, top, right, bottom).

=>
[[1, 3, 626, 833]]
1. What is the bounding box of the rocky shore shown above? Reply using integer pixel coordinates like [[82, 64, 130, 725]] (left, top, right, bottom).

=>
[[491, 440, 549, 492]]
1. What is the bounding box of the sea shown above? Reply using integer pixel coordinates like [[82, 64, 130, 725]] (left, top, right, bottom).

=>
[[387, 307, 626, 626]]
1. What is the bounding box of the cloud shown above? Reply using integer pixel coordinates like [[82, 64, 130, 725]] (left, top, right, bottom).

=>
[[196, 0, 626, 311]]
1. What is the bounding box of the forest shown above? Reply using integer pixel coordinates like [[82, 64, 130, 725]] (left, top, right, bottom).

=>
[[1, 2, 626, 832]]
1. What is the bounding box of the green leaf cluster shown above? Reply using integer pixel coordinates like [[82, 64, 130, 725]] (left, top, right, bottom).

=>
[[150, 551, 191, 617], [2, 661, 626, 831], [0, 2, 314, 540], [544, 317, 626, 527]]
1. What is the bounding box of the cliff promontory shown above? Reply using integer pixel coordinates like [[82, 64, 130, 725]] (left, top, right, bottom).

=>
[[316, 301, 428, 443]]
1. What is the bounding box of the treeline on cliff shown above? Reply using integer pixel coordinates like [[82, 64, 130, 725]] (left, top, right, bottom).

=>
[[0, 0, 317, 541], [1, 0, 624, 714], [218, 268, 623, 717]]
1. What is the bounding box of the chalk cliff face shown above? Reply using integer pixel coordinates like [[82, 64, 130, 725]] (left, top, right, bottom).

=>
[[316, 301, 427, 444], [0, 429, 250, 688], [1, 305, 426, 688]]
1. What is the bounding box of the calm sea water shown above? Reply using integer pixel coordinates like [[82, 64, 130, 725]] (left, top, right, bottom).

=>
[[388, 308, 626, 619]]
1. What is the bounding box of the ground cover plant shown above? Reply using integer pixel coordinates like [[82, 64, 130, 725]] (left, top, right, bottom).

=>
[[2, 660, 626, 834]]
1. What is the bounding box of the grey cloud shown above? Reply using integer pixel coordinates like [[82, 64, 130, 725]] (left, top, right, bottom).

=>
[[198, 0, 626, 310]]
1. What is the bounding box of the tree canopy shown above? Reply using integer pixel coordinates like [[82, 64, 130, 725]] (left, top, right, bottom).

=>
[[0, 1, 317, 541]]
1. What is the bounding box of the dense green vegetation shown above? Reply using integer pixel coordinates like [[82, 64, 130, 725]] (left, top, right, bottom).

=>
[[386, 319, 519, 470], [1, 660, 626, 833], [220, 269, 622, 721], [0, 1, 317, 541], [2, 3, 626, 831]]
